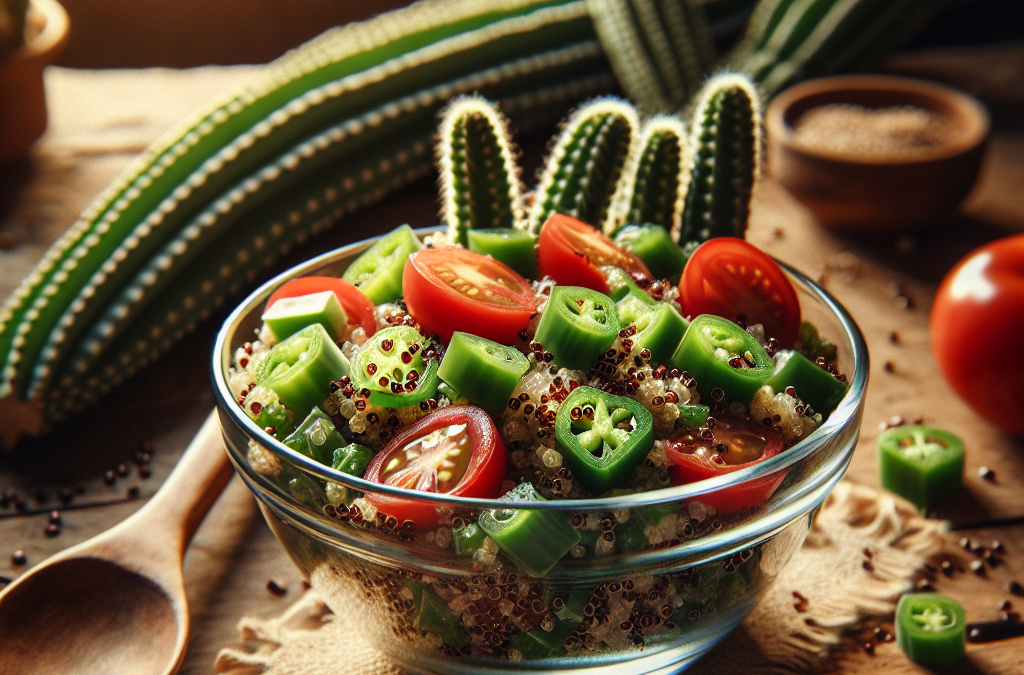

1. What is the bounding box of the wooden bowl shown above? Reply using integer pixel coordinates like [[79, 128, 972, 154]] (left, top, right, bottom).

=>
[[765, 74, 990, 232]]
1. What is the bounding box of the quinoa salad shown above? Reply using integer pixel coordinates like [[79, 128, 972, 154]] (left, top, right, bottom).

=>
[[225, 216, 849, 661]]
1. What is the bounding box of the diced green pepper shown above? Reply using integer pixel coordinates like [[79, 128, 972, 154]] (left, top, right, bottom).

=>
[[255, 323, 350, 421], [452, 522, 487, 556], [478, 483, 581, 577], [879, 425, 964, 510], [508, 618, 578, 660], [349, 325, 439, 408], [765, 349, 848, 417], [261, 290, 347, 343], [342, 224, 422, 304], [467, 228, 537, 279], [554, 386, 654, 494], [670, 314, 773, 405], [624, 302, 690, 367], [614, 224, 687, 283], [438, 331, 529, 416], [332, 443, 374, 477], [252, 400, 295, 439], [794, 321, 837, 363], [534, 286, 619, 371], [283, 406, 347, 466], [896, 593, 966, 667], [678, 404, 710, 428], [408, 582, 470, 649]]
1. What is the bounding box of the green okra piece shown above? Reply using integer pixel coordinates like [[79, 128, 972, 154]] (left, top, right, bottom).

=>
[[679, 73, 761, 244], [437, 96, 525, 246], [527, 97, 639, 235]]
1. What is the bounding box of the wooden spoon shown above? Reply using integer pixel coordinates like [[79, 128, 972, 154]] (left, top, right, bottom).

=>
[[0, 410, 234, 675]]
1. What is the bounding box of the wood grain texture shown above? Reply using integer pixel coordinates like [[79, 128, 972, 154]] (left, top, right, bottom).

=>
[[1, 48, 1022, 674]]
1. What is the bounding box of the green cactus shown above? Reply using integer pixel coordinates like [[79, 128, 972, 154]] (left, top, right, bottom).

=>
[[585, 0, 715, 113], [437, 96, 525, 246], [527, 97, 640, 234], [608, 115, 688, 237], [729, 0, 944, 96], [678, 73, 762, 244]]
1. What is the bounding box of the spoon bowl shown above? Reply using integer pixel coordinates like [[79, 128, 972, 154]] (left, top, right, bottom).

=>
[[0, 411, 233, 675]]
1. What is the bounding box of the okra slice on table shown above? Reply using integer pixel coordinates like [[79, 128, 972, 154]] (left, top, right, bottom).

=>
[[534, 285, 619, 370], [554, 386, 654, 494], [614, 224, 687, 283], [261, 290, 348, 343], [879, 425, 964, 510], [349, 325, 440, 408], [331, 443, 374, 478], [255, 323, 350, 422], [624, 302, 690, 367], [895, 593, 966, 667], [671, 314, 773, 405], [438, 331, 529, 416], [765, 349, 848, 418], [478, 482, 581, 577], [283, 406, 349, 466], [467, 228, 538, 279], [341, 224, 423, 304]]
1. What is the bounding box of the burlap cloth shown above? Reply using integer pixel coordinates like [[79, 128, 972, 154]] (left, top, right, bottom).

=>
[[213, 481, 946, 675]]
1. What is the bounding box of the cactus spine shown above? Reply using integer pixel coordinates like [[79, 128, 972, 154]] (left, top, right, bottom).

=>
[[438, 97, 525, 246], [527, 97, 640, 235], [609, 115, 688, 237], [678, 73, 762, 244]]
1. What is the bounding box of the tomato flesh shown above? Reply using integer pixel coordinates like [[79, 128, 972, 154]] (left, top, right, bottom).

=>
[[665, 414, 785, 512], [266, 276, 377, 338], [931, 234, 1024, 436], [364, 406, 506, 527], [403, 248, 535, 344], [537, 214, 651, 294], [681, 238, 800, 348]]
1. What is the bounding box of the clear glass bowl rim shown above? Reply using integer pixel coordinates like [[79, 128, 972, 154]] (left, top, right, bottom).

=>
[[212, 226, 868, 512]]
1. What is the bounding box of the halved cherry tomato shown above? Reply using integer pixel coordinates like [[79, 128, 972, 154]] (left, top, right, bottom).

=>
[[266, 277, 377, 338], [681, 238, 800, 348], [537, 214, 652, 294], [403, 247, 536, 344], [665, 413, 785, 512], [364, 406, 506, 527]]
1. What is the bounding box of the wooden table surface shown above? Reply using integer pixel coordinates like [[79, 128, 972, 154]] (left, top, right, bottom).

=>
[[1, 44, 1022, 674]]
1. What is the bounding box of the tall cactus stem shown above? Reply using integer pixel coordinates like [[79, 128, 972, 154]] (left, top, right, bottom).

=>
[[679, 73, 762, 244], [437, 96, 525, 246]]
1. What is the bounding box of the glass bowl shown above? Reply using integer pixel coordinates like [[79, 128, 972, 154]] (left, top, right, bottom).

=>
[[212, 227, 868, 675]]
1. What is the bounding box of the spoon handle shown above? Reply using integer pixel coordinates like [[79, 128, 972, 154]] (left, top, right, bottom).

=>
[[119, 410, 235, 556]]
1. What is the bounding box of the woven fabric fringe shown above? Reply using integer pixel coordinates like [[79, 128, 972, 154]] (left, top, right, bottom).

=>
[[214, 481, 946, 675]]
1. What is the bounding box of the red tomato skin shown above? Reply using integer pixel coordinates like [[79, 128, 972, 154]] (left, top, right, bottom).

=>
[[680, 238, 801, 348], [537, 214, 651, 294], [665, 417, 785, 512], [931, 234, 1024, 436], [403, 248, 536, 344], [266, 277, 377, 338], [363, 406, 507, 528]]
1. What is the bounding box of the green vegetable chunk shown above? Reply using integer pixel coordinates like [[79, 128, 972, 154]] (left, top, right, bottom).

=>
[[408, 582, 470, 649], [896, 593, 966, 667], [671, 314, 773, 405], [534, 286, 619, 371], [467, 228, 537, 279], [765, 349, 848, 418], [452, 522, 487, 556], [879, 425, 964, 510], [342, 224, 423, 304], [614, 224, 687, 283], [255, 323, 350, 421], [252, 400, 295, 440], [478, 483, 581, 577], [349, 325, 439, 408], [625, 302, 690, 367], [283, 406, 347, 466], [554, 386, 654, 494], [332, 443, 374, 477], [261, 290, 348, 343], [438, 331, 529, 416], [604, 267, 654, 304], [509, 617, 578, 659]]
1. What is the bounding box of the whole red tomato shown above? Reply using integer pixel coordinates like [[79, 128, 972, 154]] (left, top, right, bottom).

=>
[[930, 234, 1024, 436]]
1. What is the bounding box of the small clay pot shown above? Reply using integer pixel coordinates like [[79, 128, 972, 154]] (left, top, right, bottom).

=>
[[0, 0, 70, 163], [765, 74, 990, 232]]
